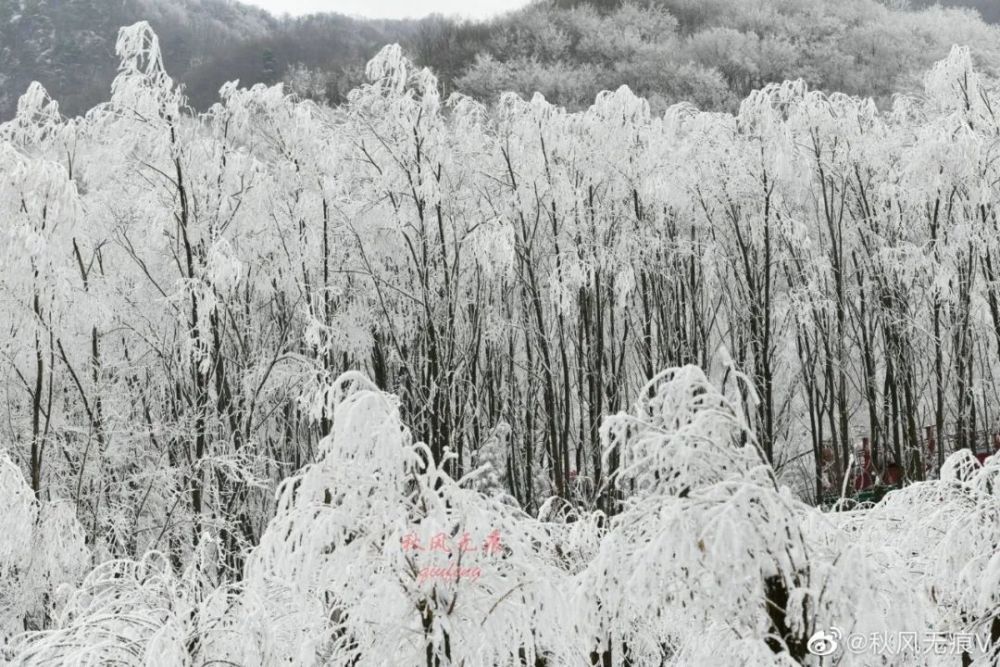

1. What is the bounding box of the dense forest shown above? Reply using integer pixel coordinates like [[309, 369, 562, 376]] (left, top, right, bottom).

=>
[[4, 1, 1000, 665], [914, 0, 1000, 23], [3, 14, 1000, 664], [3, 0, 1000, 119]]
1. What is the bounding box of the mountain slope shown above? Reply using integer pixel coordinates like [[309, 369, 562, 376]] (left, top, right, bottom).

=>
[[2, 0, 1000, 121], [0, 0, 274, 117], [914, 0, 1000, 24], [430, 0, 1000, 112]]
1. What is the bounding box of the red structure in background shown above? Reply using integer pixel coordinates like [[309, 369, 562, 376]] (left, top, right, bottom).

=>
[[852, 437, 874, 491], [822, 425, 1000, 498], [984, 433, 1000, 466], [882, 461, 903, 486]]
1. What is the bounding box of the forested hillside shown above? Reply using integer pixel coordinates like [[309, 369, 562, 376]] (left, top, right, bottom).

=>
[[3, 0, 1000, 120], [436, 0, 1000, 111], [0, 0, 275, 118], [914, 0, 1000, 23]]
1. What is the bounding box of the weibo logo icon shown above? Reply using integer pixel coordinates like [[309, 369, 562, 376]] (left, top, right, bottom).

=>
[[807, 627, 843, 656]]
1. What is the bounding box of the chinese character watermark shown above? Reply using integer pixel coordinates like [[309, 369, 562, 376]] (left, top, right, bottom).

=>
[[401, 529, 503, 585], [807, 627, 991, 658], [400, 529, 504, 555]]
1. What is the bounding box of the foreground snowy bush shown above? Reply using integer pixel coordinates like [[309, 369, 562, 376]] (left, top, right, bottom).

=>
[[577, 367, 932, 665], [0, 452, 89, 652], [844, 452, 1000, 666], [8, 368, 999, 665], [244, 372, 582, 665], [8, 373, 580, 665]]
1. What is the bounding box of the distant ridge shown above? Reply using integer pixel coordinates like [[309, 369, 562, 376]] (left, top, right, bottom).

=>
[[2, 0, 1000, 121]]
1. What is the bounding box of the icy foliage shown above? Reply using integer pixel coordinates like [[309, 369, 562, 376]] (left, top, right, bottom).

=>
[[7, 362, 1000, 665], [0, 452, 88, 649], [244, 373, 582, 665], [5, 21, 1000, 667]]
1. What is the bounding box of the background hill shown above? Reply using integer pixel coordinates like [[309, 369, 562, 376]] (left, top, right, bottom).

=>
[[2, 0, 1000, 119], [435, 0, 1000, 112], [0, 0, 275, 117], [914, 0, 1000, 23]]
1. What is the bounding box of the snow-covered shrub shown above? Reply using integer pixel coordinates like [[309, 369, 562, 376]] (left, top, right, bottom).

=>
[[0, 451, 88, 651], [579, 367, 930, 666], [580, 366, 816, 663], [846, 451, 1000, 665], [6, 540, 265, 666], [244, 372, 582, 665]]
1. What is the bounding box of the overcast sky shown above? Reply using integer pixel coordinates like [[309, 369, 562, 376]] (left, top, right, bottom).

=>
[[242, 0, 530, 20]]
